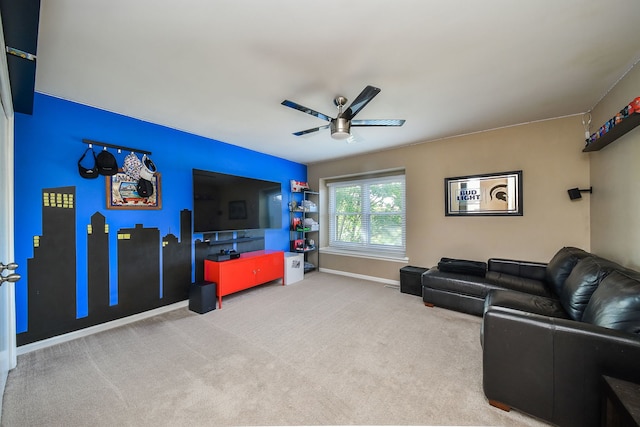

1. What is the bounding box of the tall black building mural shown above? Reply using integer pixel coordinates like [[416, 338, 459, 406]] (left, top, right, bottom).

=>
[[117, 224, 161, 315], [88, 212, 110, 318], [162, 209, 192, 303], [24, 187, 77, 344], [18, 186, 194, 346]]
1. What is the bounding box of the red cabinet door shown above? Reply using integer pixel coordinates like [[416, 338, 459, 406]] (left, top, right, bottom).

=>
[[254, 251, 284, 284], [219, 257, 258, 296]]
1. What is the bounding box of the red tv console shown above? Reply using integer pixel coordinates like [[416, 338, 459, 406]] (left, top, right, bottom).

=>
[[204, 250, 284, 308]]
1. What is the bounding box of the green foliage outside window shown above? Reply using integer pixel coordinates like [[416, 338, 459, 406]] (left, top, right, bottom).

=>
[[333, 180, 404, 248]]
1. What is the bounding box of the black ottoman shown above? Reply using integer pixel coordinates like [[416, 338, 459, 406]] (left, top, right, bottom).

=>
[[400, 266, 429, 296]]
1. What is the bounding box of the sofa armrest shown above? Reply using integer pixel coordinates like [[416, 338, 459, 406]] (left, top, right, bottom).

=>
[[483, 308, 640, 427], [487, 258, 547, 281]]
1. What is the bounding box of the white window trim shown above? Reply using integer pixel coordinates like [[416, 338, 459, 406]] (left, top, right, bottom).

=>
[[327, 173, 406, 258], [320, 246, 409, 263]]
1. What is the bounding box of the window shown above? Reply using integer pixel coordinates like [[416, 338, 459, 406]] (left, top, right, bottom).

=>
[[328, 174, 406, 257]]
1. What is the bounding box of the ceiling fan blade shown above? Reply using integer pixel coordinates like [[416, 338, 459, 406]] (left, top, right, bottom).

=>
[[281, 100, 332, 122], [351, 119, 406, 127], [293, 124, 331, 136], [342, 85, 381, 120]]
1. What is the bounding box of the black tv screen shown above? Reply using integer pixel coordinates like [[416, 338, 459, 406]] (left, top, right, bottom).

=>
[[192, 169, 282, 233]]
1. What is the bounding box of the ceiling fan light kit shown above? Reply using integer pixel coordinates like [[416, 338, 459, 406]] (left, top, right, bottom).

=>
[[331, 118, 351, 139], [282, 85, 405, 140]]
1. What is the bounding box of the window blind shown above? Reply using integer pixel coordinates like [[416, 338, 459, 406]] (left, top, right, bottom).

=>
[[328, 173, 406, 256]]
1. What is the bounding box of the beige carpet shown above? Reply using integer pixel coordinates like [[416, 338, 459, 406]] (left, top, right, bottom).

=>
[[1, 272, 549, 426]]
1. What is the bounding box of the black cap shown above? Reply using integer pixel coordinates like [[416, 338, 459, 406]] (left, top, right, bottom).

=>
[[97, 150, 118, 176], [78, 147, 99, 179], [137, 178, 154, 198]]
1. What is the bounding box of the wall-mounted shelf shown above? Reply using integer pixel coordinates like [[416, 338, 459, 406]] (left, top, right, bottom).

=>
[[200, 230, 266, 255], [204, 236, 264, 246], [583, 113, 640, 152]]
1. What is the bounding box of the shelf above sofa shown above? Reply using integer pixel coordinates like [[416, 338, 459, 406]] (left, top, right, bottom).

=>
[[583, 113, 640, 152]]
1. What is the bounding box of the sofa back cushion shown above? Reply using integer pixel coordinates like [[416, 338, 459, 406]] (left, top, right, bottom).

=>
[[559, 256, 614, 320], [545, 247, 590, 295], [582, 270, 640, 335]]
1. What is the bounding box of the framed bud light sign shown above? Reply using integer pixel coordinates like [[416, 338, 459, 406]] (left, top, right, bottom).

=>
[[445, 170, 522, 216]]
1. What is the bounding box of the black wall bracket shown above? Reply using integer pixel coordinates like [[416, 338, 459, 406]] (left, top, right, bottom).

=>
[[567, 187, 592, 200], [82, 139, 152, 156]]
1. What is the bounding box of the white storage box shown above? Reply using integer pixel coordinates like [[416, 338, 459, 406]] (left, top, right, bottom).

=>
[[284, 252, 304, 285]]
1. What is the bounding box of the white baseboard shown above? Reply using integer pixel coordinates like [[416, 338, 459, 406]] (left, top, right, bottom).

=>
[[319, 267, 400, 286], [17, 301, 189, 355]]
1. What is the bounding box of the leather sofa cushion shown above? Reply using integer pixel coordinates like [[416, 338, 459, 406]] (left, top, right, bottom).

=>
[[485, 272, 554, 298], [545, 247, 590, 295], [484, 289, 570, 319], [559, 256, 615, 321], [423, 268, 551, 299], [488, 258, 547, 281], [422, 268, 497, 298], [582, 270, 640, 335]]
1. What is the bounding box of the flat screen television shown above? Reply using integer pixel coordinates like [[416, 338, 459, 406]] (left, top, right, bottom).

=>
[[192, 169, 282, 233]]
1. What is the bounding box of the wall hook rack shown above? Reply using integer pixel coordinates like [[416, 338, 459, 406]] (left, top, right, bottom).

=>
[[82, 139, 152, 156]]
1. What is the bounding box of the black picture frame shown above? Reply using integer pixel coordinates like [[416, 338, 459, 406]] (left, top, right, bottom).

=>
[[444, 170, 522, 216]]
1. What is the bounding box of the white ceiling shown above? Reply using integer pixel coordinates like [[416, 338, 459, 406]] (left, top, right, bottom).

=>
[[34, 0, 640, 164]]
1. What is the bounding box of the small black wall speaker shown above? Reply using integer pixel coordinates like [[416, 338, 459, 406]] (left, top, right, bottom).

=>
[[568, 187, 593, 200]]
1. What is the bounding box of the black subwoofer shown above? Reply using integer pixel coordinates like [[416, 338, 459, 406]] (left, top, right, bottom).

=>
[[400, 266, 429, 296], [189, 281, 216, 314]]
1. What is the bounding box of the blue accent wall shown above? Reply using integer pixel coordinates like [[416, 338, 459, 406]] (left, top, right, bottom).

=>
[[14, 93, 306, 337]]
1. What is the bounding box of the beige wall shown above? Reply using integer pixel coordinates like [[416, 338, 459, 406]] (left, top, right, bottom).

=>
[[588, 65, 640, 269], [308, 116, 591, 282]]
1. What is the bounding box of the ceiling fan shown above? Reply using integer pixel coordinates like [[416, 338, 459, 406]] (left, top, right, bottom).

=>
[[281, 85, 406, 140]]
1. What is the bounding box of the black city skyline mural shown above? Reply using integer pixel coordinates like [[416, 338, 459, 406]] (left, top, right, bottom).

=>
[[19, 186, 193, 345]]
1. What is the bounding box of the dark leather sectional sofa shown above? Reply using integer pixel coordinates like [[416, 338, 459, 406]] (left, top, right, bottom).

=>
[[421, 247, 640, 427]]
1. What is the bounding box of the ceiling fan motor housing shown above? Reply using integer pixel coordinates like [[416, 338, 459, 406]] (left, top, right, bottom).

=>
[[331, 117, 351, 139]]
